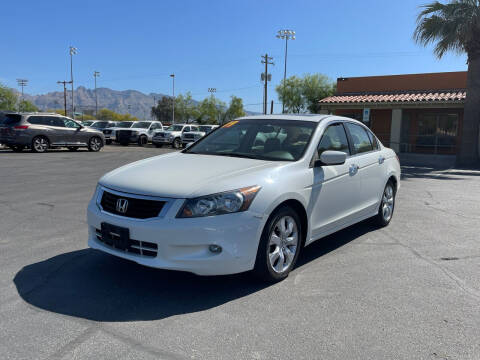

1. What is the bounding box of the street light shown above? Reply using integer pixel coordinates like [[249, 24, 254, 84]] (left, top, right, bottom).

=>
[[276, 29, 295, 113], [69, 46, 78, 119], [93, 71, 100, 117], [16, 79, 28, 111], [170, 74, 175, 124]]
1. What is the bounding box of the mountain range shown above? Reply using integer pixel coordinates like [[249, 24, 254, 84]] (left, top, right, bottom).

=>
[[20, 87, 257, 119]]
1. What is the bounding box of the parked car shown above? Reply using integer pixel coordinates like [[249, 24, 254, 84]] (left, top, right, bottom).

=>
[[88, 121, 117, 144], [181, 124, 219, 146], [87, 115, 400, 282], [104, 121, 134, 144], [115, 121, 163, 146], [81, 120, 100, 127], [0, 112, 105, 153], [153, 124, 199, 149]]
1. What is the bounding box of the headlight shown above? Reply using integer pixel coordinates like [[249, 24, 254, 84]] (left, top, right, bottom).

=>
[[177, 186, 261, 218]]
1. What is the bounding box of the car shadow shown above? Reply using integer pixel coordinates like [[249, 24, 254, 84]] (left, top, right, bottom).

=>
[[14, 220, 376, 322]]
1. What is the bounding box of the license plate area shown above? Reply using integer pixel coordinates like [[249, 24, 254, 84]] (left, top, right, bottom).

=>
[[101, 222, 129, 250]]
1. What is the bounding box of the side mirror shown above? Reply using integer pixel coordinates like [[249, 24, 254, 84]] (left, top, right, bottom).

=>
[[314, 150, 347, 167]]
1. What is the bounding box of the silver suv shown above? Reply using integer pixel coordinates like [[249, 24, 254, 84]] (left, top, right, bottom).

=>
[[115, 121, 163, 146], [0, 112, 105, 153]]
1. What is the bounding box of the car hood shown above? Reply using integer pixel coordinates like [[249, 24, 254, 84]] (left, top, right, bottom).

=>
[[99, 152, 282, 198]]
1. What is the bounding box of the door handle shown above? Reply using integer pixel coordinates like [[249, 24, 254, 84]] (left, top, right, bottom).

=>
[[378, 156, 385, 164], [349, 164, 359, 176]]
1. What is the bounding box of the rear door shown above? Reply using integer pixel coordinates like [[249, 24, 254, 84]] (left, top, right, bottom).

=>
[[309, 122, 362, 238], [344, 122, 385, 215]]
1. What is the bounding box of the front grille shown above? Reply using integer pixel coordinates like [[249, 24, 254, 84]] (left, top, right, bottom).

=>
[[155, 132, 165, 138], [116, 130, 132, 141], [103, 129, 112, 135], [184, 134, 194, 139], [95, 228, 158, 257], [100, 190, 165, 219]]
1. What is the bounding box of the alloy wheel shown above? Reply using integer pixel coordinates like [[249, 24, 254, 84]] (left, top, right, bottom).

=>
[[89, 137, 102, 151], [33, 137, 48, 152], [382, 184, 394, 222], [268, 216, 299, 273]]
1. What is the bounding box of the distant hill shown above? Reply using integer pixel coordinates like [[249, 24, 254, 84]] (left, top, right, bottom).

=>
[[22, 87, 258, 119]]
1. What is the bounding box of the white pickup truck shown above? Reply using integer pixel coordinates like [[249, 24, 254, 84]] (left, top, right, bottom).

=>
[[152, 124, 199, 149], [181, 124, 219, 146]]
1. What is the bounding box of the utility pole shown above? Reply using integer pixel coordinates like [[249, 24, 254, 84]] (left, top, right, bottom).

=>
[[69, 46, 77, 119], [93, 71, 100, 117], [16, 79, 28, 111], [261, 54, 274, 114], [170, 74, 175, 124], [57, 80, 72, 116], [276, 30, 295, 113]]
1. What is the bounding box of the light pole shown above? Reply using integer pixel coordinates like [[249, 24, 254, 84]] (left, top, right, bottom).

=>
[[170, 74, 175, 124], [57, 80, 72, 116], [93, 71, 100, 117], [69, 46, 77, 118], [276, 29, 295, 113]]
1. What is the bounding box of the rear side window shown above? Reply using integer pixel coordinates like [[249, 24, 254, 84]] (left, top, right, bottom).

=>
[[3, 114, 22, 125], [317, 123, 350, 155], [28, 116, 48, 125], [50, 117, 65, 127], [366, 129, 379, 150], [345, 123, 374, 154]]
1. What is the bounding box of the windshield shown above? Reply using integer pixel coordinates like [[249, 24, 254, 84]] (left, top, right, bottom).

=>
[[115, 121, 133, 128], [91, 121, 110, 128], [166, 125, 184, 131], [131, 121, 151, 129], [184, 119, 317, 161]]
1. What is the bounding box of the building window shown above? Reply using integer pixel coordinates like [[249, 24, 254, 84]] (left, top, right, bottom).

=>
[[415, 113, 458, 154]]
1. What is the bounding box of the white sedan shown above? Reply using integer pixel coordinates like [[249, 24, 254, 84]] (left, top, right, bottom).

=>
[[87, 115, 400, 282]]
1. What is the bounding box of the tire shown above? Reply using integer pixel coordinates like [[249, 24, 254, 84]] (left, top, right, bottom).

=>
[[138, 135, 148, 147], [106, 139, 112, 145], [373, 181, 396, 227], [253, 206, 303, 282], [10, 145, 25, 153], [173, 137, 182, 149], [88, 136, 103, 152], [31, 136, 49, 153], [68, 147, 79, 151], [155, 144, 163, 148]]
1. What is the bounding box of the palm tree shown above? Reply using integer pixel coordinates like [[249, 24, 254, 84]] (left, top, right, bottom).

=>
[[414, 0, 480, 166]]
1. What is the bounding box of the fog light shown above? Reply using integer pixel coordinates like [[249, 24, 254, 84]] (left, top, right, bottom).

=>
[[209, 245, 222, 254]]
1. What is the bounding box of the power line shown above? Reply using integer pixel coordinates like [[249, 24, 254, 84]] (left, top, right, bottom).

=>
[[261, 54, 274, 115]]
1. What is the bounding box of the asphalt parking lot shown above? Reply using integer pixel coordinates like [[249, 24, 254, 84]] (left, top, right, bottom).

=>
[[1, 145, 480, 360]]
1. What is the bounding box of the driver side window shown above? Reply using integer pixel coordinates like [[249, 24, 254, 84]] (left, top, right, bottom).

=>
[[317, 124, 350, 157], [63, 118, 80, 128]]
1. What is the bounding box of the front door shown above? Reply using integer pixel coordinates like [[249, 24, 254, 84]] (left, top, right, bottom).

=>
[[309, 123, 362, 239]]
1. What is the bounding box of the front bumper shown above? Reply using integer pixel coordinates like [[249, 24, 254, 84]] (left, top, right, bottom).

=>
[[152, 137, 173, 144], [86, 188, 265, 275]]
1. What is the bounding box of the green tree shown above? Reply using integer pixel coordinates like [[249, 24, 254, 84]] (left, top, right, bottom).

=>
[[175, 92, 199, 123], [223, 96, 246, 123], [198, 95, 226, 124], [97, 108, 138, 121], [18, 100, 39, 112], [0, 84, 18, 111], [414, 0, 480, 165], [276, 74, 335, 114], [151, 96, 173, 122]]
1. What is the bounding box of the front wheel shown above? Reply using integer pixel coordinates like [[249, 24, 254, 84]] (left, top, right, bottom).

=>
[[253, 206, 302, 282], [374, 181, 396, 227], [173, 137, 182, 149], [138, 135, 148, 147], [88, 136, 103, 152]]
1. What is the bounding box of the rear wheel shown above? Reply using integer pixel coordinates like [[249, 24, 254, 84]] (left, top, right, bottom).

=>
[[374, 181, 396, 227], [253, 206, 302, 282], [88, 136, 103, 152], [10, 145, 25, 152], [31, 136, 49, 153], [138, 135, 148, 147]]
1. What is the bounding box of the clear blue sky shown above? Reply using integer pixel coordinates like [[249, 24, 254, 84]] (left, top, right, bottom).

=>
[[0, 0, 467, 113]]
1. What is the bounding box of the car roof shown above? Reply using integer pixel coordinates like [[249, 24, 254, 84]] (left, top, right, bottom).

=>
[[236, 114, 332, 123]]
